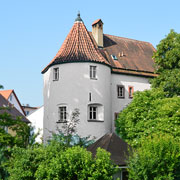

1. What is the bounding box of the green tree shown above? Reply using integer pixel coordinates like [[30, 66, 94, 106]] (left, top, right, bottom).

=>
[[116, 89, 180, 147], [0, 85, 3, 89], [0, 111, 33, 148], [153, 29, 180, 72], [151, 68, 180, 97], [0, 147, 9, 180], [8, 144, 116, 180], [128, 134, 180, 180]]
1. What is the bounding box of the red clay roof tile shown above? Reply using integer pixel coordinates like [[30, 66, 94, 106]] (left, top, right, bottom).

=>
[[42, 16, 156, 77], [42, 20, 109, 73]]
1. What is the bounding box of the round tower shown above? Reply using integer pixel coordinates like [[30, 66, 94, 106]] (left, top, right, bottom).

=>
[[42, 13, 112, 141]]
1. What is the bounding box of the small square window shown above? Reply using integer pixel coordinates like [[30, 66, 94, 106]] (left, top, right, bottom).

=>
[[53, 68, 59, 81], [111, 54, 118, 60], [117, 85, 125, 98], [58, 106, 67, 122], [128, 86, 134, 98], [90, 66, 97, 79]]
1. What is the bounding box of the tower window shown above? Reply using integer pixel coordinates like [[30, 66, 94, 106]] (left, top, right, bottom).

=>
[[89, 106, 97, 120], [90, 66, 97, 79], [58, 106, 67, 122], [117, 85, 125, 98], [53, 68, 59, 81], [128, 86, 134, 98], [88, 104, 104, 122]]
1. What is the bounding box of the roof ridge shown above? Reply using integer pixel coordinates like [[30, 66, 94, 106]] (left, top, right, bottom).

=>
[[104, 33, 152, 44]]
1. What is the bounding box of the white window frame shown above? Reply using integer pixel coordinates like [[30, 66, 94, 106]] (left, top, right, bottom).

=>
[[117, 85, 125, 98], [58, 106, 67, 122], [53, 67, 59, 81], [90, 66, 97, 79]]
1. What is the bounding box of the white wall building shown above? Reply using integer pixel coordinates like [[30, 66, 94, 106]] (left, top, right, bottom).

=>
[[42, 13, 156, 141], [27, 106, 44, 143]]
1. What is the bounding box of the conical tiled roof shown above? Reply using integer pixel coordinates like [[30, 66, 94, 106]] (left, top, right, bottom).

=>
[[42, 14, 109, 73]]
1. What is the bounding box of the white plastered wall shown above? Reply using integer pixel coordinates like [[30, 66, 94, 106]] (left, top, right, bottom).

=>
[[111, 73, 151, 132], [8, 93, 24, 115], [43, 62, 112, 141], [27, 106, 44, 143]]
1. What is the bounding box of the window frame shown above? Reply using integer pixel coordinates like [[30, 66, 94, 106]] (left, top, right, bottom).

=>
[[58, 106, 67, 122], [90, 66, 97, 79], [117, 85, 125, 98], [128, 86, 134, 98], [89, 105, 97, 120], [53, 67, 59, 81], [88, 104, 104, 122]]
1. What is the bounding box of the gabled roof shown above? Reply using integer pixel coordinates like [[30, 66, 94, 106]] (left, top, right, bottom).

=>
[[42, 14, 109, 73], [0, 89, 13, 99], [102, 34, 156, 75], [0, 89, 26, 116], [89, 32, 156, 77], [87, 133, 130, 166], [0, 94, 30, 123]]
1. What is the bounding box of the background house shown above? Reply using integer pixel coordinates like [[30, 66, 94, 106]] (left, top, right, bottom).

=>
[[0, 89, 26, 116], [22, 104, 39, 116], [27, 106, 44, 143]]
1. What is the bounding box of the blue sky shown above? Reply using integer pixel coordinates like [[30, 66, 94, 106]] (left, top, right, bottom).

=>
[[0, 0, 180, 107]]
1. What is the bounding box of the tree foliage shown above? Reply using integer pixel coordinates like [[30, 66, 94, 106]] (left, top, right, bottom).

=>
[[116, 88, 180, 147], [151, 68, 180, 97], [128, 134, 180, 180], [8, 144, 116, 180], [0, 111, 34, 148], [153, 29, 180, 72]]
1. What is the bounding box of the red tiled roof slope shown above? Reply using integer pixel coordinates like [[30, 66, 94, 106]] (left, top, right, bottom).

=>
[[42, 15, 156, 77], [0, 90, 13, 99], [42, 21, 109, 73], [0, 94, 30, 123]]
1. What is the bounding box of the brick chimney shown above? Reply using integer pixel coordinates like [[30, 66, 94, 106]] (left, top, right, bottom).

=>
[[92, 19, 103, 48]]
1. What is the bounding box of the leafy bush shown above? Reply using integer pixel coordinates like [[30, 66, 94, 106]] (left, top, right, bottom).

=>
[[151, 69, 180, 97], [116, 88, 180, 147], [8, 144, 116, 180], [128, 134, 180, 180]]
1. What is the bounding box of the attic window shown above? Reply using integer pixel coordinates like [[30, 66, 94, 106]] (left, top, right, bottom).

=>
[[111, 55, 118, 60]]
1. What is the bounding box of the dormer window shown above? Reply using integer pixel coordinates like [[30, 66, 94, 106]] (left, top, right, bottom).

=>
[[90, 66, 97, 79], [111, 55, 118, 60], [53, 68, 59, 81]]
